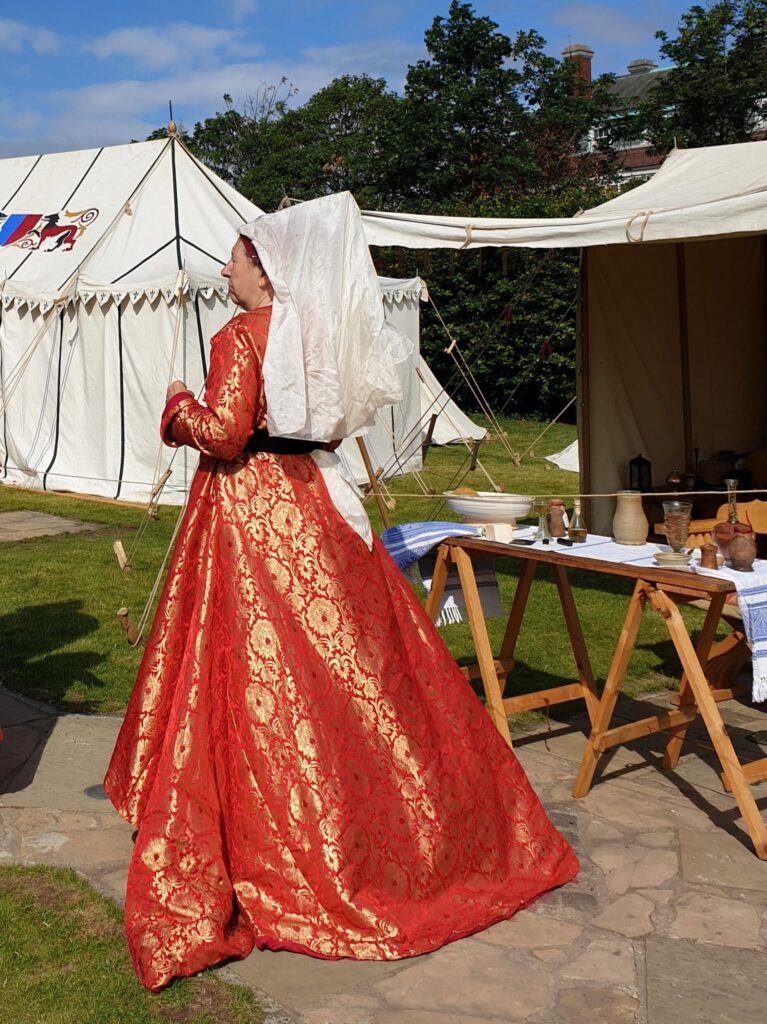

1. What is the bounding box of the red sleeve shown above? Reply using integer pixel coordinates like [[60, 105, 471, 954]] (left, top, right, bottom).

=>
[[160, 314, 266, 459], [160, 391, 195, 447]]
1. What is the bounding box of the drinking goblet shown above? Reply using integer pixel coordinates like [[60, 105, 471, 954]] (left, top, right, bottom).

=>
[[662, 500, 692, 553]]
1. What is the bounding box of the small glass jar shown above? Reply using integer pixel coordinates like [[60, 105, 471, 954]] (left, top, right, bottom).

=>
[[569, 498, 588, 542]]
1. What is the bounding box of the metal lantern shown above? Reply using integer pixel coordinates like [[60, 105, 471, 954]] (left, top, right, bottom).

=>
[[629, 453, 652, 493]]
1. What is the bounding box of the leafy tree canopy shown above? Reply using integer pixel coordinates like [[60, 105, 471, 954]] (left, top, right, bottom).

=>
[[636, 0, 767, 149], [239, 75, 403, 210]]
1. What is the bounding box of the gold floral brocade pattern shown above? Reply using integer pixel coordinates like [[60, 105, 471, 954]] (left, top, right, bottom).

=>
[[105, 306, 578, 991]]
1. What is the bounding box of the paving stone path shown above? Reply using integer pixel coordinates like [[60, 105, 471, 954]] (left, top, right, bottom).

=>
[[2, 683, 767, 1023], [0, 509, 99, 541]]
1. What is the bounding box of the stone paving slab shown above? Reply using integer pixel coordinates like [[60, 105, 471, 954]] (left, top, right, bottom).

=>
[[0, 509, 99, 541], [645, 936, 767, 1024], [229, 950, 408, 1016], [1, 705, 120, 809], [3, 683, 767, 1024]]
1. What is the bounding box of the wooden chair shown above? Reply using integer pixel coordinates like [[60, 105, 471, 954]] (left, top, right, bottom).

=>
[[657, 501, 767, 702]]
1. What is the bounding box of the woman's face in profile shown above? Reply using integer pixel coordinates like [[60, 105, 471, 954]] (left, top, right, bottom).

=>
[[221, 238, 273, 310]]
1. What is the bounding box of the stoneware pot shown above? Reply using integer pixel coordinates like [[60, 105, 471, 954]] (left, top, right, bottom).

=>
[[714, 520, 755, 559], [613, 491, 649, 545], [729, 532, 757, 572]]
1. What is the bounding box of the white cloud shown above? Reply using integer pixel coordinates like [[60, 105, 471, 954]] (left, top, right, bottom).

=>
[[0, 36, 425, 156], [229, 0, 259, 25], [0, 18, 61, 55], [300, 39, 424, 88], [83, 22, 263, 72], [553, 4, 658, 51]]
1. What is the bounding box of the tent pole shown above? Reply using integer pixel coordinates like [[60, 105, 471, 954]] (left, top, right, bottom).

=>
[[676, 243, 693, 472], [170, 137, 183, 270], [576, 248, 591, 524], [356, 436, 391, 529]]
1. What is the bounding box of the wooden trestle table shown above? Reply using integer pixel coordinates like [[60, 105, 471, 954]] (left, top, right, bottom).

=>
[[423, 534, 767, 859]]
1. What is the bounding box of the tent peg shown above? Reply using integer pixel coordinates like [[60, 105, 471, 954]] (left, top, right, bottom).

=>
[[421, 413, 439, 463], [117, 607, 142, 646], [114, 539, 131, 572], [469, 439, 482, 472]]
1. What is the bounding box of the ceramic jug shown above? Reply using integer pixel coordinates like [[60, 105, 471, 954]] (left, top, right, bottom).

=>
[[714, 520, 755, 559], [729, 532, 757, 572], [613, 491, 649, 545]]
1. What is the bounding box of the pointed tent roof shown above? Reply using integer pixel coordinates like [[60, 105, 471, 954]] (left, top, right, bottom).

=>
[[0, 138, 263, 311]]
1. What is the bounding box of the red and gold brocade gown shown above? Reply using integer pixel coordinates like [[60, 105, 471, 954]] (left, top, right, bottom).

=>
[[105, 306, 578, 991]]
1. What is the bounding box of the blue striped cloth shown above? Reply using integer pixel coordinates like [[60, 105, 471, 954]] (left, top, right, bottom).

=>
[[380, 521, 482, 572], [696, 561, 767, 702], [735, 574, 767, 702]]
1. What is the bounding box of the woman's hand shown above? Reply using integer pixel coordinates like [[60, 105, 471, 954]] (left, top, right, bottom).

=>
[[318, 439, 343, 453], [166, 380, 189, 401]]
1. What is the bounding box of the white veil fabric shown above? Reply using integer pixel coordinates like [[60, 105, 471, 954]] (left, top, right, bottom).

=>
[[238, 192, 413, 548]]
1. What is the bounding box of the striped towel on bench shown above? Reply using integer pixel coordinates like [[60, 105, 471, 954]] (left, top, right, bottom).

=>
[[380, 521, 502, 627], [695, 562, 767, 702]]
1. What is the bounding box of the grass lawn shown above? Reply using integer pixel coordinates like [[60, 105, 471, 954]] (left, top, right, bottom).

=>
[[0, 865, 264, 1023], [0, 416, 715, 714]]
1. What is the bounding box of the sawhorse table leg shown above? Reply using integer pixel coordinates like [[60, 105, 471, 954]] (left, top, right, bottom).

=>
[[424, 542, 599, 749], [572, 580, 767, 859]]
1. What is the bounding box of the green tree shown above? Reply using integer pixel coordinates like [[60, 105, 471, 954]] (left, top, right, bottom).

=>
[[636, 0, 767, 149], [238, 75, 404, 209], [397, 1, 523, 205], [377, 3, 618, 419], [180, 80, 296, 190], [395, 3, 618, 211]]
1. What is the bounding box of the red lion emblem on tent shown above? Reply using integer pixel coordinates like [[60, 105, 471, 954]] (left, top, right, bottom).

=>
[[0, 208, 99, 252]]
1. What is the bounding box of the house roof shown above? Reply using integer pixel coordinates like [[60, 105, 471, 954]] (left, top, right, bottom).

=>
[[609, 66, 673, 107]]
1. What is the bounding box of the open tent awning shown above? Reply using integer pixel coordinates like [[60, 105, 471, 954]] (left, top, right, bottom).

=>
[[361, 141, 767, 250], [361, 139, 767, 534]]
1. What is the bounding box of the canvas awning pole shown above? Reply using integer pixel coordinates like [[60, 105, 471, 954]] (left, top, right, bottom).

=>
[[676, 243, 694, 472], [577, 248, 592, 525], [356, 436, 391, 529]]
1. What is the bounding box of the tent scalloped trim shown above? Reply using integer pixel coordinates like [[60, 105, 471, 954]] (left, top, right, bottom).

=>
[[0, 276, 230, 312]]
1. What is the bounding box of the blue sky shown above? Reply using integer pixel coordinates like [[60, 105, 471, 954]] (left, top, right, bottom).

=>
[[1, 0, 691, 157]]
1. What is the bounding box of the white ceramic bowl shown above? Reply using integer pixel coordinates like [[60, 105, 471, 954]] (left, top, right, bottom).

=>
[[444, 491, 534, 524]]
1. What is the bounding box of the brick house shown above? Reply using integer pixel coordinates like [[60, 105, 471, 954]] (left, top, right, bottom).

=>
[[563, 43, 767, 180], [562, 43, 671, 179]]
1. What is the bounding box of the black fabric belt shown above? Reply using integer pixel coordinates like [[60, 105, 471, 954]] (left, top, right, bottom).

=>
[[244, 430, 319, 456]]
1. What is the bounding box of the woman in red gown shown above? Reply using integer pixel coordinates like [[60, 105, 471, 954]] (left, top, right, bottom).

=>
[[105, 232, 578, 992]]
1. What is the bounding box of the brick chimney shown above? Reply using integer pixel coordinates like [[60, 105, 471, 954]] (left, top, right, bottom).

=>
[[561, 43, 594, 83]]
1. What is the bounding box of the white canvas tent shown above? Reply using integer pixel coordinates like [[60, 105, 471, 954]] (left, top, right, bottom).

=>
[[0, 139, 483, 504], [545, 439, 579, 474], [361, 140, 767, 533], [338, 276, 486, 486], [0, 137, 263, 503], [416, 353, 486, 447]]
